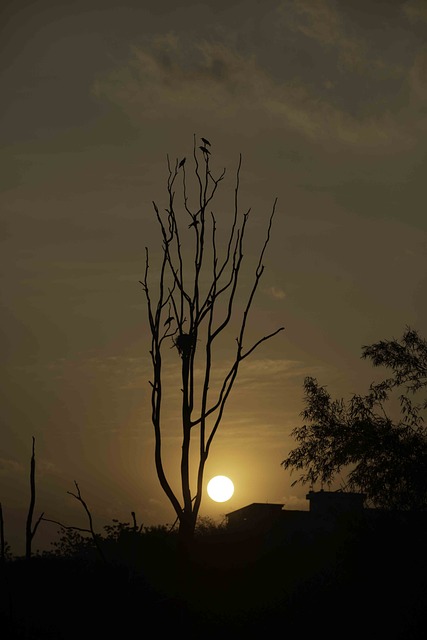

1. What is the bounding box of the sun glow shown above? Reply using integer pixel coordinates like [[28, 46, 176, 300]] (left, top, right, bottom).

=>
[[207, 475, 234, 502]]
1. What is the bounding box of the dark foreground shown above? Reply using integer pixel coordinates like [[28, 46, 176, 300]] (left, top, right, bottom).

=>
[[1, 516, 426, 639]]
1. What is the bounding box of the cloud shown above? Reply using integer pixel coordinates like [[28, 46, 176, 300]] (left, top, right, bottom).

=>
[[94, 20, 421, 153], [0, 457, 24, 476], [37, 459, 58, 477], [267, 285, 286, 300], [0, 454, 59, 478], [409, 48, 427, 102], [280, 0, 367, 71], [403, 0, 427, 24], [94, 35, 268, 122]]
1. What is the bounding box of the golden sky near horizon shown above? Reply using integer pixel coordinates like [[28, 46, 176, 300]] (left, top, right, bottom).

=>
[[1, 0, 427, 555]]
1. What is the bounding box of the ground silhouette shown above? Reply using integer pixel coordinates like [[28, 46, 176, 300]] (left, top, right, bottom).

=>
[[1, 512, 426, 639]]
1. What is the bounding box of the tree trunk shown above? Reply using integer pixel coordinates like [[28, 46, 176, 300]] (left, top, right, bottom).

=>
[[175, 513, 196, 622], [25, 437, 36, 560]]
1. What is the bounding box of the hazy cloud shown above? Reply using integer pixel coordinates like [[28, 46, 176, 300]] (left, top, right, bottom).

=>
[[0, 457, 24, 476], [267, 285, 286, 300], [409, 48, 427, 102], [403, 0, 427, 24], [94, 9, 425, 152], [281, 0, 367, 71]]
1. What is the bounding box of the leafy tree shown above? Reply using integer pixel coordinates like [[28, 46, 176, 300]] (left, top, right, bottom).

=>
[[140, 137, 283, 547], [282, 327, 427, 511]]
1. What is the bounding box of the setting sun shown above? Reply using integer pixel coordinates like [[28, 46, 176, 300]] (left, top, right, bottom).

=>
[[207, 475, 235, 502]]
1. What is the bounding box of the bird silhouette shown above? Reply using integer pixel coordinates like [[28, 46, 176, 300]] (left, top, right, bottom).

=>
[[179, 157, 186, 168], [199, 146, 211, 155], [201, 137, 211, 146], [164, 315, 174, 326]]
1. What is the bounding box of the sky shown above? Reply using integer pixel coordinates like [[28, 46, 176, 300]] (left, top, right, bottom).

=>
[[1, 0, 427, 555]]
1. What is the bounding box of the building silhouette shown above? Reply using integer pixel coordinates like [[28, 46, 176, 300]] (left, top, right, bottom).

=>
[[226, 489, 366, 533]]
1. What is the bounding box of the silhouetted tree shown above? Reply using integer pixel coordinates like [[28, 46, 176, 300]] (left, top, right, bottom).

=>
[[140, 136, 283, 547], [25, 437, 44, 559], [282, 327, 427, 511], [0, 502, 7, 562]]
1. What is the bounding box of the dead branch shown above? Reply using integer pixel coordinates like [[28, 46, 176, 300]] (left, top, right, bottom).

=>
[[25, 437, 44, 560], [66, 481, 107, 563], [0, 502, 5, 563]]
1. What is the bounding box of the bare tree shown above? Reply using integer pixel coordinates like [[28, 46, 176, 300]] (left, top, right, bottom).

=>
[[0, 502, 5, 563], [25, 437, 44, 560], [140, 137, 284, 547]]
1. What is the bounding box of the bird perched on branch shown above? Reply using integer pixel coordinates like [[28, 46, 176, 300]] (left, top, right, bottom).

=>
[[199, 146, 211, 155], [201, 137, 211, 146], [179, 157, 186, 168]]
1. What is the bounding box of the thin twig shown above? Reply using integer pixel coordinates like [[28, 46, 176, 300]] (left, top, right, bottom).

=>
[[66, 481, 108, 564]]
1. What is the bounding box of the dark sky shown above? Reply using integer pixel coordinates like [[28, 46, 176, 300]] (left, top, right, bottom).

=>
[[1, 0, 426, 554]]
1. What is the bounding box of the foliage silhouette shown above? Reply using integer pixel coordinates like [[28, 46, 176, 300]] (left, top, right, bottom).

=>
[[2, 508, 426, 640], [282, 327, 427, 510]]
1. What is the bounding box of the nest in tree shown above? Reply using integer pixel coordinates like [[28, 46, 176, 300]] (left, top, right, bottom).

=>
[[174, 333, 196, 358]]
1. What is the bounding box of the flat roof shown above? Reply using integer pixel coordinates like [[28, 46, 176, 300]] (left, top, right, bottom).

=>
[[226, 503, 285, 516]]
